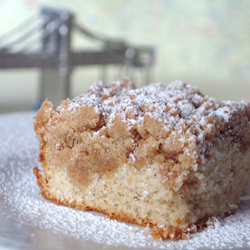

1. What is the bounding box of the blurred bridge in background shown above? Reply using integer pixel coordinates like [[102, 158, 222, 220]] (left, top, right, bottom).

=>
[[0, 6, 155, 106]]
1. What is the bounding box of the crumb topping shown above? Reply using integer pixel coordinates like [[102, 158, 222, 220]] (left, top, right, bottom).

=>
[[34, 78, 250, 191]]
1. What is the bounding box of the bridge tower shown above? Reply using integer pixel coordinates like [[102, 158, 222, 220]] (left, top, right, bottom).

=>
[[39, 7, 74, 106]]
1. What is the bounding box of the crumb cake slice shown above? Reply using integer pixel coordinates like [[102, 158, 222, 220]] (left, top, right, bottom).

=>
[[34, 78, 250, 240]]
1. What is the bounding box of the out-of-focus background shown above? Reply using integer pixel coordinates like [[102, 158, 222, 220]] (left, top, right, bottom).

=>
[[0, 0, 250, 113]]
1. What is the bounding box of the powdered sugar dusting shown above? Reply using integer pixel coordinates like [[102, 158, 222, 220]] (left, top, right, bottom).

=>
[[63, 79, 250, 170], [0, 112, 250, 249], [67, 79, 249, 132]]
